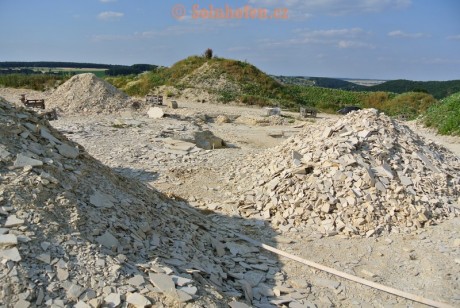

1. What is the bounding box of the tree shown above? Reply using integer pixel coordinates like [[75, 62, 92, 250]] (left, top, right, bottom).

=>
[[204, 48, 213, 59]]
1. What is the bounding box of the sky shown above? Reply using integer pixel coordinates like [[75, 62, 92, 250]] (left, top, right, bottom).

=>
[[0, 0, 459, 81]]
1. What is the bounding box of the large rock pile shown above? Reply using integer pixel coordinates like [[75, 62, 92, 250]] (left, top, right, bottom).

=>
[[46, 73, 130, 114], [235, 109, 460, 237], [0, 100, 287, 307]]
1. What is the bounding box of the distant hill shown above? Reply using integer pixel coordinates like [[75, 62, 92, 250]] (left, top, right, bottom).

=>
[[366, 79, 460, 99], [272, 75, 460, 99]]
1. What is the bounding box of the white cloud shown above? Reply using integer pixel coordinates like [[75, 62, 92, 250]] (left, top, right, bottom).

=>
[[338, 40, 375, 49], [258, 27, 374, 50], [92, 20, 238, 42], [295, 27, 367, 38], [387, 30, 429, 39], [97, 11, 124, 20], [249, 0, 411, 15], [447, 34, 460, 41]]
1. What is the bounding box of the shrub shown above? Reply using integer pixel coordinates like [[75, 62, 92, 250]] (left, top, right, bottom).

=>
[[423, 92, 460, 135], [0, 74, 68, 91]]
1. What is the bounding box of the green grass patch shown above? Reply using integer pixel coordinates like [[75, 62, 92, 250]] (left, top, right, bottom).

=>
[[423, 92, 460, 135], [0, 74, 69, 91]]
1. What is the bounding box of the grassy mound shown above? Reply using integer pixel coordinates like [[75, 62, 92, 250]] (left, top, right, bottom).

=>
[[104, 55, 440, 119]]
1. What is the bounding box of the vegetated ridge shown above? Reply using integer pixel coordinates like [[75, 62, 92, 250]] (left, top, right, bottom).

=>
[[0, 61, 157, 77], [274, 75, 460, 100]]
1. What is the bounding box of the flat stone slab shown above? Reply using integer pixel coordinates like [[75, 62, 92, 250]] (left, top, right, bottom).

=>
[[229, 301, 251, 308], [90, 191, 114, 209], [104, 293, 121, 307], [126, 293, 151, 307], [40, 127, 61, 144], [56, 143, 79, 159], [4, 215, 25, 227], [149, 273, 176, 294], [96, 231, 119, 249], [0, 247, 22, 262], [0, 234, 18, 247], [13, 154, 43, 168], [128, 275, 145, 287]]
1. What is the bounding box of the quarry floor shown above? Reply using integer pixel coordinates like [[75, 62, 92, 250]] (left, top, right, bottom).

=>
[[2, 88, 460, 307]]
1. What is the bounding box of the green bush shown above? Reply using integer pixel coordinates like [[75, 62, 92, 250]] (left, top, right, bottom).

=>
[[0, 74, 68, 91], [423, 92, 460, 135], [241, 95, 271, 106], [361, 92, 436, 119]]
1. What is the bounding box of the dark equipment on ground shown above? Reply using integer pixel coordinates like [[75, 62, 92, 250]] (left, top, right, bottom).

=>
[[337, 106, 362, 115], [300, 106, 317, 118], [42, 109, 58, 121], [20, 94, 57, 120], [20, 94, 45, 109], [145, 95, 163, 105]]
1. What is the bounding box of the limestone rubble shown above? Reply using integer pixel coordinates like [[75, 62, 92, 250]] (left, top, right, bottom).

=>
[[46, 73, 130, 115], [0, 100, 290, 307], [235, 109, 460, 237]]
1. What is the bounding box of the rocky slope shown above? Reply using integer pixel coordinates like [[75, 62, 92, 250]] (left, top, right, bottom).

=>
[[0, 99, 289, 307]]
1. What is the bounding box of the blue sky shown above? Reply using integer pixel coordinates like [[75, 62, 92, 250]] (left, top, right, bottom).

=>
[[0, 0, 459, 80]]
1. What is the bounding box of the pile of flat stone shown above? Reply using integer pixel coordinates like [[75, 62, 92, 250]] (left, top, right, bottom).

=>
[[235, 109, 460, 237], [0, 100, 312, 307], [46, 73, 130, 114]]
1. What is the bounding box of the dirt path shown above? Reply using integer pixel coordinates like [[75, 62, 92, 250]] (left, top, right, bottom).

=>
[[405, 120, 460, 157]]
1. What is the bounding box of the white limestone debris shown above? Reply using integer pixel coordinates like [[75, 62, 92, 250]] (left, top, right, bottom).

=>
[[234, 109, 460, 237], [147, 106, 165, 119], [0, 99, 292, 308]]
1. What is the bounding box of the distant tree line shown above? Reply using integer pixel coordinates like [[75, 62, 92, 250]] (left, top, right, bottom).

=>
[[0, 68, 57, 75], [365, 79, 460, 99], [0, 62, 158, 76], [0, 61, 111, 69], [105, 64, 158, 76]]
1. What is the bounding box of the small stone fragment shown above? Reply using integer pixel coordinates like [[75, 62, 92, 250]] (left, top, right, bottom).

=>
[[5, 215, 25, 227], [0, 247, 22, 262], [149, 273, 176, 294], [96, 231, 119, 249], [126, 293, 151, 307], [147, 107, 164, 119], [0, 234, 18, 247], [56, 143, 79, 159], [14, 299, 30, 308], [36, 253, 51, 264], [229, 301, 251, 308], [104, 293, 121, 308], [128, 275, 145, 287]]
